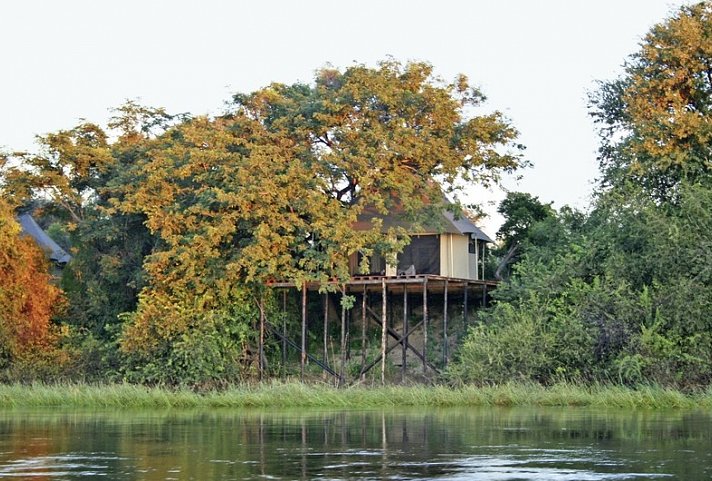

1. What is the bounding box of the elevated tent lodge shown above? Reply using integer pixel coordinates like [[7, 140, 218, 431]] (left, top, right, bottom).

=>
[[18, 206, 497, 385], [268, 204, 498, 384], [350, 204, 492, 280]]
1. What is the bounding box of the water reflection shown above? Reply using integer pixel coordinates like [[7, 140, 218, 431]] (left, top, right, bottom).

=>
[[0, 407, 710, 480]]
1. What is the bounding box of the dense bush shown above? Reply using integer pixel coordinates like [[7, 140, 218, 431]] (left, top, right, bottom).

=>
[[450, 183, 712, 388]]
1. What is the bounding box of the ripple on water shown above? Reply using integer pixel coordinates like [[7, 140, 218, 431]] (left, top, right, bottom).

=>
[[429, 448, 675, 481], [305, 446, 675, 481], [0, 453, 124, 478]]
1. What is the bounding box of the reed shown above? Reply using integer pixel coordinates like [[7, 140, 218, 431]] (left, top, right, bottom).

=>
[[1, 381, 710, 409]]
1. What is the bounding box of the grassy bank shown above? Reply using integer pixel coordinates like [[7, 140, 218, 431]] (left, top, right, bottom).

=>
[[1, 382, 711, 409]]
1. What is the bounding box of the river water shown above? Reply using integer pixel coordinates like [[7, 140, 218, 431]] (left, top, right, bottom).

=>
[[0, 407, 710, 480]]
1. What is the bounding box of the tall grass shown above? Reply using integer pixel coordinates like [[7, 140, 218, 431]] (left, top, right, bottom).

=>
[[1, 381, 711, 409]]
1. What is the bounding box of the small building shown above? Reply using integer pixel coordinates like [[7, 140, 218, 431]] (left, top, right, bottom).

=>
[[350, 203, 492, 280], [17, 214, 72, 265]]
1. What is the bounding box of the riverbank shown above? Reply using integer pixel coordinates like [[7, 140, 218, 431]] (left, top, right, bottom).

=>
[[2, 382, 712, 409]]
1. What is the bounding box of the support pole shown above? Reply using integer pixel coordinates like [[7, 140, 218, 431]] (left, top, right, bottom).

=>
[[339, 285, 347, 387], [443, 279, 449, 366], [282, 290, 287, 373], [301, 283, 307, 381], [323, 292, 329, 371], [259, 296, 265, 381], [346, 293, 352, 361], [381, 278, 387, 385], [422, 278, 428, 374], [361, 285, 367, 380], [402, 284, 408, 380], [463, 284, 469, 327]]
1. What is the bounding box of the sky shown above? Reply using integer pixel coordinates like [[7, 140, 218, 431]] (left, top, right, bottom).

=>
[[0, 0, 692, 236]]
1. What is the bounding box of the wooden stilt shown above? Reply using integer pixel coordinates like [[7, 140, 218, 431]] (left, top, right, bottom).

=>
[[339, 285, 347, 387], [346, 292, 352, 361], [259, 296, 265, 380], [361, 285, 367, 380], [323, 292, 329, 371], [402, 284, 408, 381], [381, 278, 387, 385], [422, 278, 428, 374], [301, 283, 307, 381], [443, 279, 449, 366], [282, 290, 287, 373], [463, 284, 469, 327]]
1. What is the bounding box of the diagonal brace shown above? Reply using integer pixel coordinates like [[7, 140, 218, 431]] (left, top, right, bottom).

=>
[[364, 305, 440, 374], [265, 321, 339, 378], [358, 318, 427, 377]]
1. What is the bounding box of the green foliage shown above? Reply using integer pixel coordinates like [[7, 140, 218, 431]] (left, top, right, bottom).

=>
[[496, 192, 555, 250], [590, 2, 712, 200], [0, 382, 710, 409], [451, 3, 712, 390], [59, 213, 152, 338], [452, 181, 712, 388], [119, 287, 272, 386]]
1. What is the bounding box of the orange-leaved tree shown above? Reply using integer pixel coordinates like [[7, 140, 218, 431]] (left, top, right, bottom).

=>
[[0, 196, 64, 366]]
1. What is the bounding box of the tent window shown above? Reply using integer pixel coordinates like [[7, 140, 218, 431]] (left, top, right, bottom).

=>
[[397, 236, 439, 275]]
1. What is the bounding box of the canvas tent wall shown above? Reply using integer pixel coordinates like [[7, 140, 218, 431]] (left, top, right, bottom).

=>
[[352, 203, 492, 280]]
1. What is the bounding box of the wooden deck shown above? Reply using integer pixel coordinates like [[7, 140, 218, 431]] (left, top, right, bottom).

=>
[[266, 274, 498, 293]]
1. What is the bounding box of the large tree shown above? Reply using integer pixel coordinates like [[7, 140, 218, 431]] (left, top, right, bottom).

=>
[[116, 60, 524, 369], [590, 2, 712, 200]]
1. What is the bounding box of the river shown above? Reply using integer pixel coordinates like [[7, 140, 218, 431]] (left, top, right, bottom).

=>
[[0, 407, 710, 480]]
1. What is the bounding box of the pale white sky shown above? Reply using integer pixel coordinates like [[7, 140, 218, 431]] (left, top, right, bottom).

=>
[[0, 0, 690, 235]]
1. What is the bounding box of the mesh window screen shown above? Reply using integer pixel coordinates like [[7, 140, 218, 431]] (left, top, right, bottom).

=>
[[397, 236, 439, 275]]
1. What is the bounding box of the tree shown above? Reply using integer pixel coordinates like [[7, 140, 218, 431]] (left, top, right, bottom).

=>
[[0, 196, 64, 366], [3, 123, 113, 224], [115, 61, 525, 376], [452, 4, 712, 388], [2, 103, 177, 341], [234, 60, 523, 228], [590, 2, 712, 200], [493, 192, 555, 280]]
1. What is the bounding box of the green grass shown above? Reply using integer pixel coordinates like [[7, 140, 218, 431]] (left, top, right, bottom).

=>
[[1, 381, 711, 409]]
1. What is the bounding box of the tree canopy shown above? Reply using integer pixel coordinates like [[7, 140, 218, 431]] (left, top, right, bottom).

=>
[[1, 60, 524, 383], [452, 3, 712, 389], [590, 2, 712, 200]]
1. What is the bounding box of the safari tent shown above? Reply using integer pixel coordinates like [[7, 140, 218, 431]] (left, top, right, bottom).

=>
[[350, 203, 492, 280]]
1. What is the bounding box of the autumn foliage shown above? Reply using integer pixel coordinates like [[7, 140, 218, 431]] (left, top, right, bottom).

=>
[[0, 198, 63, 363]]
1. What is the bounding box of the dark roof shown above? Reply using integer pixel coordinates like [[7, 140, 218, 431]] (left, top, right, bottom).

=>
[[442, 209, 493, 242], [354, 202, 493, 243], [17, 214, 72, 264]]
